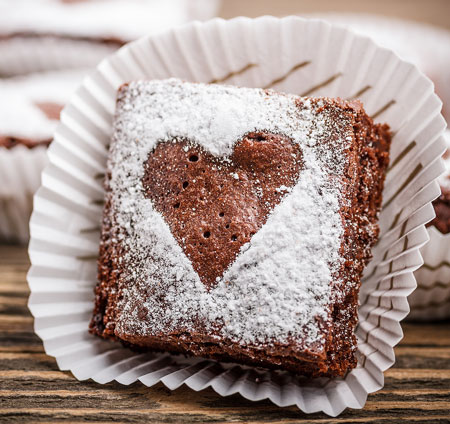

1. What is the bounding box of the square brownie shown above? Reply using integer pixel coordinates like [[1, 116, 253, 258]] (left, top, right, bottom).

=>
[[90, 79, 391, 377]]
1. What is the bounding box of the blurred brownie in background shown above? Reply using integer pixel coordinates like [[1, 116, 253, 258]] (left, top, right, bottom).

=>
[[0, 0, 219, 76], [0, 69, 84, 148], [428, 132, 450, 234]]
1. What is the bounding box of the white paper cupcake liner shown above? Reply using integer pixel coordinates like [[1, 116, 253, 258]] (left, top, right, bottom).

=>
[[304, 13, 450, 124], [410, 227, 450, 320], [27, 17, 447, 416], [0, 36, 118, 76], [0, 144, 47, 243], [410, 131, 450, 320]]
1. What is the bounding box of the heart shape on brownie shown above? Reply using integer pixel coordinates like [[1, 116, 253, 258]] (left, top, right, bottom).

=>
[[142, 132, 303, 288]]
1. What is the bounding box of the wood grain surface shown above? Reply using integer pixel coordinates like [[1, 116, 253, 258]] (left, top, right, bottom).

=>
[[0, 244, 449, 423]]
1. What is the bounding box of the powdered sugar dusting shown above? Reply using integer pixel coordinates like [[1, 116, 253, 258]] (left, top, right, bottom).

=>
[[107, 79, 354, 349]]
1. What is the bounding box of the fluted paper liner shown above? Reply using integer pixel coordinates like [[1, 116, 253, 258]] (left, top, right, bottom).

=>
[[410, 131, 450, 320], [27, 17, 447, 416], [0, 145, 47, 243], [410, 227, 450, 320], [0, 36, 118, 76], [304, 13, 450, 124]]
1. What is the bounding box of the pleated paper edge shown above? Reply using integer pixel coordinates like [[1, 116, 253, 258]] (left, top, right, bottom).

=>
[[0, 144, 48, 243], [409, 130, 449, 320], [410, 226, 450, 320]]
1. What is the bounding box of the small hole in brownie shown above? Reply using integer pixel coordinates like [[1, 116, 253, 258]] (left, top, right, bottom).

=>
[[231, 234, 238, 241], [189, 154, 199, 162], [219, 212, 225, 217], [173, 202, 180, 209], [202, 169, 206, 173], [203, 231, 211, 239], [182, 181, 189, 189], [250, 133, 266, 142], [225, 224, 230, 229]]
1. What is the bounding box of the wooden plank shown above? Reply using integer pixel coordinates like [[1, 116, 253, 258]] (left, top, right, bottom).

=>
[[401, 322, 450, 347], [2, 347, 449, 373], [0, 296, 28, 306], [1, 405, 450, 423], [1, 244, 450, 423], [0, 278, 30, 295], [0, 245, 29, 264], [0, 345, 45, 353]]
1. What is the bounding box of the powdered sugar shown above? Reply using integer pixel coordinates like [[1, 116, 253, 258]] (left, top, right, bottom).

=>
[[108, 79, 354, 349], [0, 69, 85, 140]]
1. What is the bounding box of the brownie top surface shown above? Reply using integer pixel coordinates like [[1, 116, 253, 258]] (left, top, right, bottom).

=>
[[106, 78, 358, 350], [142, 134, 304, 289]]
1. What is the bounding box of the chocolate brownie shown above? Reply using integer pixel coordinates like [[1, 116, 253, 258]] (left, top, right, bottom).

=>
[[0, 0, 182, 44], [0, 0, 207, 77], [427, 141, 450, 234], [90, 79, 391, 377], [0, 70, 83, 148]]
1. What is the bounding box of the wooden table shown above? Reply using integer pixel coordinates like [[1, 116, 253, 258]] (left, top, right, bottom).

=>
[[1, 244, 449, 423]]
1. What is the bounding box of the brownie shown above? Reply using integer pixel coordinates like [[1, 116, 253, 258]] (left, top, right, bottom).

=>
[[0, 0, 203, 61], [0, 32, 124, 48], [0, 70, 83, 149], [427, 146, 450, 234], [90, 79, 391, 377], [0, 0, 188, 77]]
